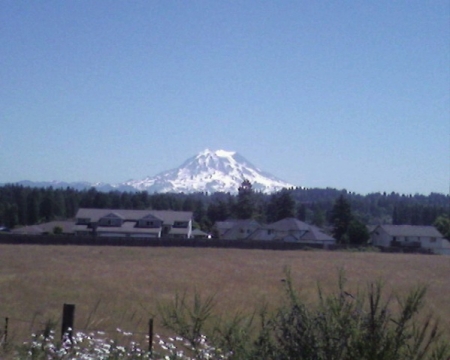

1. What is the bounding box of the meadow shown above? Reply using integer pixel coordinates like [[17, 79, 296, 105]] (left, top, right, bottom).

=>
[[0, 244, 449, 346]]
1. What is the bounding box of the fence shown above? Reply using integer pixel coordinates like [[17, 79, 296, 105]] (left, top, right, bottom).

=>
[[0, 234, 328, 250], [1, 304, 155, 354], [0, 234, 437, 254]]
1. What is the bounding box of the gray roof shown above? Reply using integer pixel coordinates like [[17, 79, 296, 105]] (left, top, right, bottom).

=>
[[12, 220, 76, 235], [269, 218, 310, 232], [264, 218, 335, 242], [304, 225, 335, 241], [191, 228, 209, 236], [218, 220, 260, 239], [377, 225, 443, 238], [96, 224, 161, 235], [75, 208, 192, 224]]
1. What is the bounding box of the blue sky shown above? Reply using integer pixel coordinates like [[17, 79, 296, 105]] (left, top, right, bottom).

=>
[[1, 1, 449, 195]]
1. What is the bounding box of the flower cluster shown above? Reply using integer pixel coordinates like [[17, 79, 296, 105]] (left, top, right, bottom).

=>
[[17, 328, 231, 360], [156, 334, 231, 360]]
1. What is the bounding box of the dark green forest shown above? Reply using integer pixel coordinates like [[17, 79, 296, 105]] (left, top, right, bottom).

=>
[[0, 184, 448, 233]]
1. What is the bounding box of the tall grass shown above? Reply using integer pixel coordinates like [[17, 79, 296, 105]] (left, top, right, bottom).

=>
[[1, 269, 449, 359], [0, 245, 449, 358], [157, 269, 450, 360]]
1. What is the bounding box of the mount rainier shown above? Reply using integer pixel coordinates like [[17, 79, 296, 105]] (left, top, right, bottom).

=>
[[122, 149, 295, 193], [12, 150, 296, 194]]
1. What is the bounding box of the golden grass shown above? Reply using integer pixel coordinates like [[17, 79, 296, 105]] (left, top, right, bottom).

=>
[[0, 244, 449, 343]]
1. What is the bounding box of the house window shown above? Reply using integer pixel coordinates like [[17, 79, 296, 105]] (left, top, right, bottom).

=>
[[430, 238, 436, 243], [174, 221, 188, 228]]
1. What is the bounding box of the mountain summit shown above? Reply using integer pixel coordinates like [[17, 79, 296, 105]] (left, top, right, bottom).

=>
[[122, 149, 295, 193], [10, 149, 296, 193]]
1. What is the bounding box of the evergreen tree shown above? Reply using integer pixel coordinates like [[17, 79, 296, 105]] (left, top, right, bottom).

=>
[[207, 200, 230, 224], [267, 189, 295, 223], [235, 179, 255, 220], [346, 219, 370, 245], [330, 195, 353, 243], [296, 203, 307, 222], [5, 203, 19, 228], [40, 193, 54, 222], [27, 189, 40, 225], [120, 192, 133, 209], [434, 215, 450, 240], [182, 196, 195, 211], [312, 209, 325, 227]]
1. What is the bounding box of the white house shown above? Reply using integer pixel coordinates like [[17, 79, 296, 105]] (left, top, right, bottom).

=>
[[74, 208, 193, 238], [370, 225, 450, 255]]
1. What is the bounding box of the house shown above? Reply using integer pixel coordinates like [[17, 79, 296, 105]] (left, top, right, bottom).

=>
[[11, 220, 75, 235], [370, 225, 450, 255], [213, 218, 335, 246], [213, 219, 261, 240], [74, 208, 193, 238], [248, 218, 336, 246]]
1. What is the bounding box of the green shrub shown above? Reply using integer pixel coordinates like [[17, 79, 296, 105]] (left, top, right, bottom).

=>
[[159, 269, 450, 360]]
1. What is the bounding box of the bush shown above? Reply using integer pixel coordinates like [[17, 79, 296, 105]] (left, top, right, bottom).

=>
[[159, 269, 450, 360], [254, 269, 449, 360]]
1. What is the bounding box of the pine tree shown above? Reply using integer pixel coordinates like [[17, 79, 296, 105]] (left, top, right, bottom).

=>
[[267, 189, 295, 222], [235, 179, 255, 220], [330, 195, 353, 243], [346, 219, 370, 245], [296, 203, 307, 222], [434, 215, 450, 240]]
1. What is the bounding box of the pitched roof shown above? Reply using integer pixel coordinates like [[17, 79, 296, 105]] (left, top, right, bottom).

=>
[[304, 225, 335, 241], [266, 218, 334, 241], [377, 225, 443, 237], [269, 218, 311, 232], [191, 229, 209, 236], [11, 220, 76, 235], [75, 208, 192, 224]]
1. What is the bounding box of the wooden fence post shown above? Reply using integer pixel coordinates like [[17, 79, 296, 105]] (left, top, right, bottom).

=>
[[2, 317, 8, 346], [61, 304, 75, 341], [148, 318, 154, 355]]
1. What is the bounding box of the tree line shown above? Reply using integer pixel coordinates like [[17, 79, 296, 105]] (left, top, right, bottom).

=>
[[0, 183, 449, 240]]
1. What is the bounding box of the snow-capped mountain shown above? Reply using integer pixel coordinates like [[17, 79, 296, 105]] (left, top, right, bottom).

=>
[[8, 149, 296, 194], [122, 149, 295, 193]]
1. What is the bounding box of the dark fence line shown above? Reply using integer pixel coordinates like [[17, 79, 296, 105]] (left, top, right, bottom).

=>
[[0, 234, 435, 254], [0, 234, 327, 250]]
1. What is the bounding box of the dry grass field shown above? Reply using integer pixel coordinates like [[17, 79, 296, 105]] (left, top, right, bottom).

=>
[[0, 244, 449, 345]]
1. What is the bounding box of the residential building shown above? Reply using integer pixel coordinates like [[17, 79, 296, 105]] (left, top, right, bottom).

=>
[[248, 218, 335, 245], [214, 219, 261, 240], [213, 218, 335, 246], [370, 225, 450, 255], [74, 208, 193, 238]]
